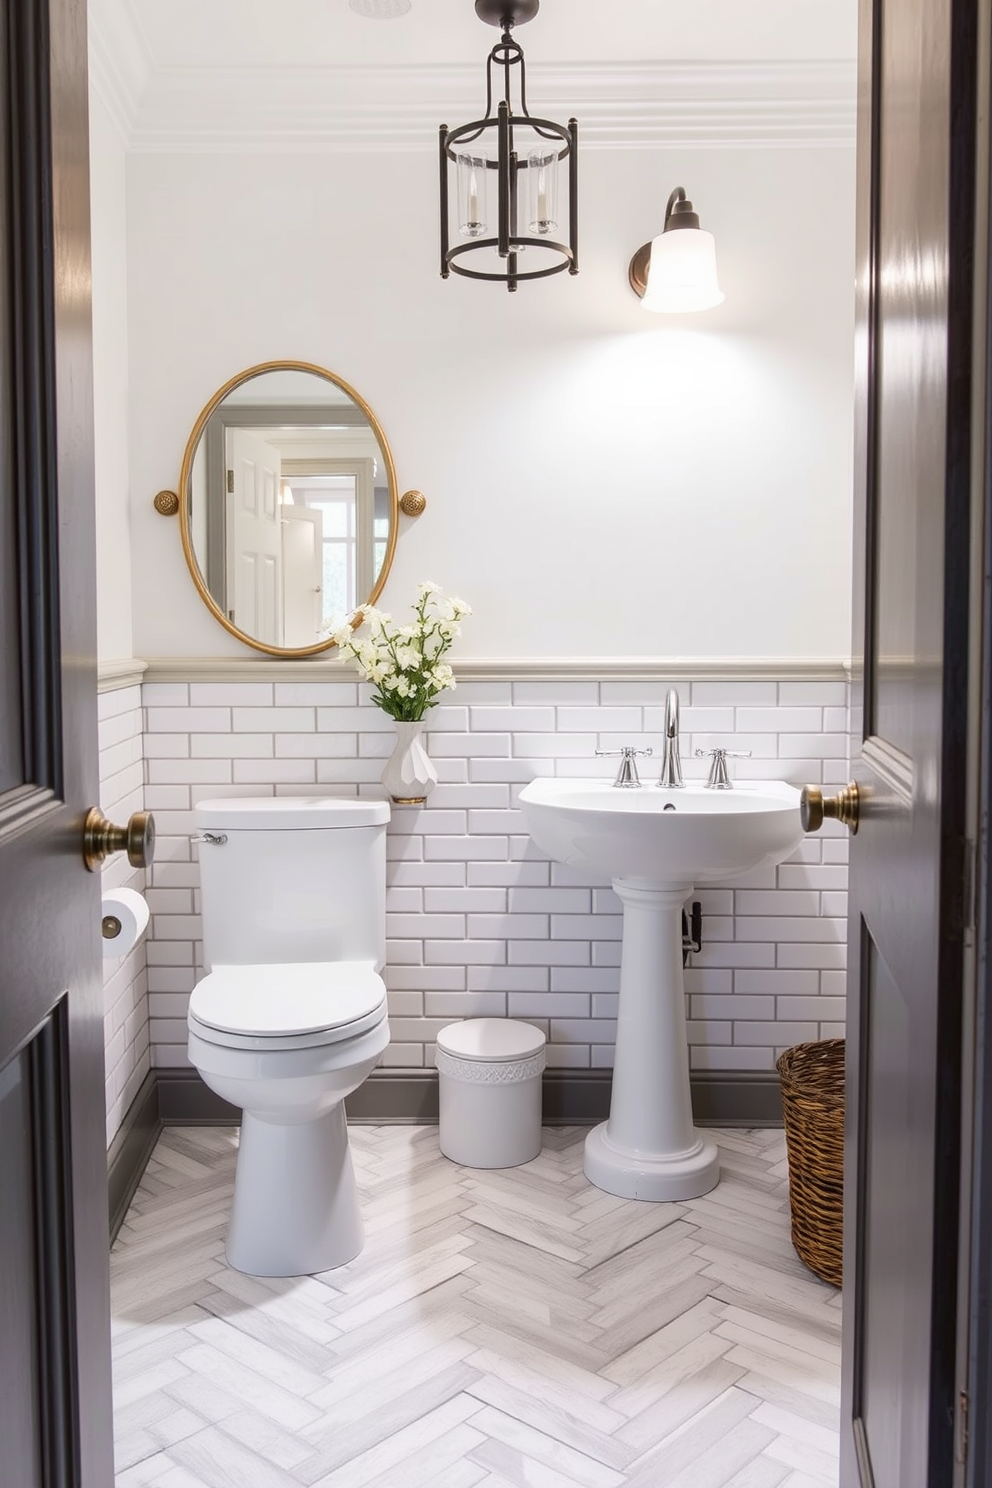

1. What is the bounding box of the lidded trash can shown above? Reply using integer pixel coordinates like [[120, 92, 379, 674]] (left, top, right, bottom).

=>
[[435, 1018, 546, 1168]]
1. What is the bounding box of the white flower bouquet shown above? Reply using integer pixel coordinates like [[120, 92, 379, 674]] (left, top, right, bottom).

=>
[[332, 582, 472, 723]]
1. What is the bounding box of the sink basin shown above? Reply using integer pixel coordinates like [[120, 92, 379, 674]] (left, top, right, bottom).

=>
[[518, 775, 805, 1204], [519, 778, 802, 886]]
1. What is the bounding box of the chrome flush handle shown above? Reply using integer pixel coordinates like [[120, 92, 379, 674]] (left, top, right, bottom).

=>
[[596, 746, 653, 789], [192, 832, 228, 846]]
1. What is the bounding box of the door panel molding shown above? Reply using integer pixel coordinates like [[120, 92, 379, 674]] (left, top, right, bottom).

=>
[[30, 1003, 81, 1487], [8, 0, 64, 799], [860, 735, 914, 801], [0, 785, 61, 843]]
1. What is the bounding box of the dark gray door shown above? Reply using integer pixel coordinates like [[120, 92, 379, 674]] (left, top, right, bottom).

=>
[[835, 0, 981, 1480], [0, 0, 115, 1482]]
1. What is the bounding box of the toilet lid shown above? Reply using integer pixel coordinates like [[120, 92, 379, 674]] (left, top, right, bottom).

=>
[[189, 961, 386, 1039], [194, 796, 389, 830]]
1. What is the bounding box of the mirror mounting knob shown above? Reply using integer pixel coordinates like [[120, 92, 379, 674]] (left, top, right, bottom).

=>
[[400, 489, 427, 517]]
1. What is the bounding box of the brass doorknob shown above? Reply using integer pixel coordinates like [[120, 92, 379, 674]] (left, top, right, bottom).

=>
[[800, 783, 860, 835], [83, 808, 156, 871]]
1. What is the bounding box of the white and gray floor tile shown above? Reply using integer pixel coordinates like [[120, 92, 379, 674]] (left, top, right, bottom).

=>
[[111, 1126, 841, 1487]]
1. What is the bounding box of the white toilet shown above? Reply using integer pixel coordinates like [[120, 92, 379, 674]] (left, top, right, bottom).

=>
[[186, 795, 391, 1277]]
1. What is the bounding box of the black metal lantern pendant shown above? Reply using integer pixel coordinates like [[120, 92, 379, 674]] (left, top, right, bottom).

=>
[[439, 0, 578, 292]]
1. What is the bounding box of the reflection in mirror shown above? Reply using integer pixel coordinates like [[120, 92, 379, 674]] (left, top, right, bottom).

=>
[[181, 365, 397, 655]]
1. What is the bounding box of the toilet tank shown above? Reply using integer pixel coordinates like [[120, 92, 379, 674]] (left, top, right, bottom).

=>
[[194, 797, 389, 971]]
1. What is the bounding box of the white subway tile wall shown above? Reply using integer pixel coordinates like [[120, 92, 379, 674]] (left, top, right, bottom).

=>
[[99, 684, 149, 1145], [139, 675, 850, 1076]]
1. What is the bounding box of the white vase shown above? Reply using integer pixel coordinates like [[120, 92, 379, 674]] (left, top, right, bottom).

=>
[[381, 719, 437, 805]]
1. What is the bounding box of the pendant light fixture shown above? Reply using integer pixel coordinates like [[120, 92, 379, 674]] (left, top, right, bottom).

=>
[[439, 0, 578, 292], [629, 188, 724, 313]]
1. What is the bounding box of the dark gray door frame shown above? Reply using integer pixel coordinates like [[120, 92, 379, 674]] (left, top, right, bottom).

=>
[[966, 23, 992, 1470]]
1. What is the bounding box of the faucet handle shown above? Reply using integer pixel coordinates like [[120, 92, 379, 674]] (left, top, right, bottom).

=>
[[596, 746, 653, 789], [695, 746, 752, 790]]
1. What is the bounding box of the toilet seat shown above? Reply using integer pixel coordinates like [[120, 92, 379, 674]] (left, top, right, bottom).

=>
[[188, 961, 387, 1051]]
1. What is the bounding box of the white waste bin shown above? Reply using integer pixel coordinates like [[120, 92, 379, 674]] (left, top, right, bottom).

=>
[[435, 1018, 546, 1168]]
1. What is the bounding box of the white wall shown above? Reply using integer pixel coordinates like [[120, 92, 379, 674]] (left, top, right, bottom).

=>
[[89, 87, 134, 664], [126, 144, 855, 662]]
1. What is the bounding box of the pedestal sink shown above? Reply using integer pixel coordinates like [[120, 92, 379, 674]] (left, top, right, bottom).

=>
[[518, 778, 803, 1201]]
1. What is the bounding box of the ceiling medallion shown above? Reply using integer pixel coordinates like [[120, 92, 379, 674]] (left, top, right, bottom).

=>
[[348, 0, 412, 18]]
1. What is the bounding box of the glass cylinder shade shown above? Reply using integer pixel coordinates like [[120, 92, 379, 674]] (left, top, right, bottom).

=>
[[526, 148, 559, 236], [457, 153, 489, 239], [642, 228, 724, 313]]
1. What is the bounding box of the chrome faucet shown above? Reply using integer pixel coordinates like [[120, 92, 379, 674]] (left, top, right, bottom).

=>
[[657, 688, 684, 788]]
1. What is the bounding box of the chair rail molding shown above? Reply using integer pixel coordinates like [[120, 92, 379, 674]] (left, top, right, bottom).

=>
[[140, 655, 853, 685], [98, 658, 149, 693]]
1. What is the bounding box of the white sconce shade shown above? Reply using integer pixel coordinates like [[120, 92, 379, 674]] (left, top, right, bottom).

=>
[[642, 228, 724, 313], [629, 187, 724, 314]]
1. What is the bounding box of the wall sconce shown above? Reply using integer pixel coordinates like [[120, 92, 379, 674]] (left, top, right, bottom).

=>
[[628, 188, 724, 313], [439, 0, 578, 293]]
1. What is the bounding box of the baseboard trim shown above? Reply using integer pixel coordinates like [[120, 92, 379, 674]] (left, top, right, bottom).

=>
[[690, 1072, 784, 1127], [109, 1066, 784, 1229], [151, 1066, 784, 1128], [156, 1067, 241, 1124], [107, 1070, 162, 1243]]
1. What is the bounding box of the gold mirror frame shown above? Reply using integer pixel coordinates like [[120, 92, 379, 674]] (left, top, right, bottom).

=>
[[177, 359, 399, 657]]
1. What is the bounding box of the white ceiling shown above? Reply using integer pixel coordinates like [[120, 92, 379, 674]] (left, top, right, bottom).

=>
[[88, 0, 858, 149], [109, 0, 857, 69]]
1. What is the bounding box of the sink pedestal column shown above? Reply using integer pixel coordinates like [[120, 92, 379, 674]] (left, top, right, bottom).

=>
[[584, 880, 720, 1201]]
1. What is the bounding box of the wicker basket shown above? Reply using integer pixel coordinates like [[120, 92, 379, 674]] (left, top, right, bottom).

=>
[[776, 1038, 845, 1287]]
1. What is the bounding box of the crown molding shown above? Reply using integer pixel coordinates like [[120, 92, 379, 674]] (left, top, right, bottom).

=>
[[140, 655, 852, 685], [113, 59, 855, 153], [88, 0, 156, 147]]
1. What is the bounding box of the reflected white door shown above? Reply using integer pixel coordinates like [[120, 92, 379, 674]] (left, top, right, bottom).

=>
[[281, 506, 324, 648], [227, 428, 283, 645]]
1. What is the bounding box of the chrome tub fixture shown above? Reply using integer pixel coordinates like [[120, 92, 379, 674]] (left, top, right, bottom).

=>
[[439, 0, 578, 292]]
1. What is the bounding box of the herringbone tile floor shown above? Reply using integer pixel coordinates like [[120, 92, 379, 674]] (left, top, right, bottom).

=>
[[111, 1125, 841, 1487]]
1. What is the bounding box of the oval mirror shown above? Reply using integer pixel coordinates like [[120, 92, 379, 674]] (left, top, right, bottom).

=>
[[178, 361, 398, 656]]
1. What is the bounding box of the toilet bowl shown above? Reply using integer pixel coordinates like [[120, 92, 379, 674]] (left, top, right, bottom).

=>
[[186, 796, 391, 1277]]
